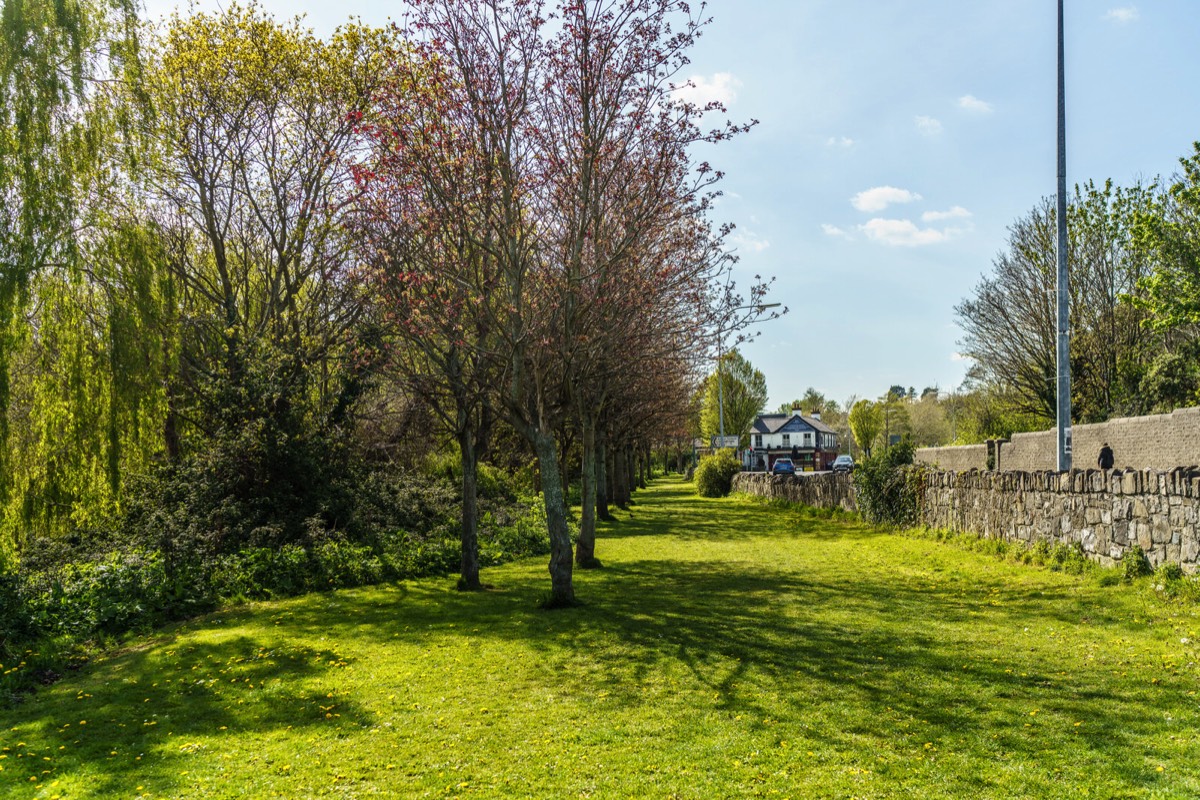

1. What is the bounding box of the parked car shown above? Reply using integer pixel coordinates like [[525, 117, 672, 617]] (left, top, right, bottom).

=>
[[831, 455, 855, 474], [771, 458, 795, 475]]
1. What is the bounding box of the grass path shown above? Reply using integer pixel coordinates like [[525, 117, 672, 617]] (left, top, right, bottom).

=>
[[3, 476, 1199, 798]]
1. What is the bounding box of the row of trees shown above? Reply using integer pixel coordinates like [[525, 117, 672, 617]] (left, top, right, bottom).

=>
[[0, 0, 774, 605]]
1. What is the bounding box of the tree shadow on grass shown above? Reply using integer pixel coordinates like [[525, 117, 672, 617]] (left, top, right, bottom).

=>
[[1, 632, 374, 797]]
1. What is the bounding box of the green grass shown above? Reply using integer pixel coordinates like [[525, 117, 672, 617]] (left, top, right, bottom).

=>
[[3, 476, 1199, 798]]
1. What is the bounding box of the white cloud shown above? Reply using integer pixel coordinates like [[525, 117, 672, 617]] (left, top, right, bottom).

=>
[[730, 230, 770, 254], [958, 94, 994, 113], [1105, 6, 1139, 24], [851, 186, 922, 213], [922, 206, 972, 222], [673, 72, 742, 107], [859, 217, 968, 247], [822, 223, 853, 240], [826, 136, 855, 148], [915, 115, 943, 136]]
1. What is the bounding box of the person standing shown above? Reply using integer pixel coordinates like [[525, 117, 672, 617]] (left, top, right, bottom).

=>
[[1098, 442, 1114, 470]]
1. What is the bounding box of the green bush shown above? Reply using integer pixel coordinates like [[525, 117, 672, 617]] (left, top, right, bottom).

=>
[[1121, 544, 1152, 583], [852, 442, 923, 527], [694, 451, 742, 498]]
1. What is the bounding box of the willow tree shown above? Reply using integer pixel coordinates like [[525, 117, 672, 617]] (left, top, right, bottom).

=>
[[0, 0, 155, 555]]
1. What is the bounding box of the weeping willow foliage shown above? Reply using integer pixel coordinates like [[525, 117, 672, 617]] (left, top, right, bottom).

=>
[[0, 0, 152, 563]]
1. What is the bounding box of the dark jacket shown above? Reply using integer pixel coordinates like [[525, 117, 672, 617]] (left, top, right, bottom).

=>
[[1098, 446, 1114, 470]]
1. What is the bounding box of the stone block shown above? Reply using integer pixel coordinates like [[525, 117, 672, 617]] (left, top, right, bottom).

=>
[[1183, 537, 1199, 564], [1138, 522, 1153, 550], [1152, 517, 1171, 545], [1101, 508, 1112, 525], [1113, 520, 1130, 546], [1081, 528, 1098, 553], [1167, 543, 1182, 563]]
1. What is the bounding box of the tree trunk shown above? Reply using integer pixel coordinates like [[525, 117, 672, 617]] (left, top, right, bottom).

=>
[[532, 430, 575, 606], [457, 423, 483, 591], [596, 439, 614, 521], [624, 446, 637, 502], [575, 416, 601, 568], [638, 444, 648, 488], [613, 444, 629, 509]]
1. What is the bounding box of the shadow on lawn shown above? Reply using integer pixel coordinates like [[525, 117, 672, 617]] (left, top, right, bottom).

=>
[[5, 477, 1191, 795], [2, 633, 373, 796], [253, 553, 1186, 789]]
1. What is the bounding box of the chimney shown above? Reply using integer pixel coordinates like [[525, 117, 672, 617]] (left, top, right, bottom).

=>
[[811, 409, 821, 421], [790, 404, 802, 417]]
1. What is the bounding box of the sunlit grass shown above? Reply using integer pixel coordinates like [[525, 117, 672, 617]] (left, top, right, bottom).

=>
[[3, 475, 1198, 798]]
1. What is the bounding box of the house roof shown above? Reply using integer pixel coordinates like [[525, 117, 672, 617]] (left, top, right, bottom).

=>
[[750, 412, 836, 435]]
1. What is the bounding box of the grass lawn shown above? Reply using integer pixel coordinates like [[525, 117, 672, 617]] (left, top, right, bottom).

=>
[[3, 475, 1199, 799]]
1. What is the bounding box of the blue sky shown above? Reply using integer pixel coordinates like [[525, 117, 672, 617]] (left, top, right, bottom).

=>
[[142, 0, 1200, 409]]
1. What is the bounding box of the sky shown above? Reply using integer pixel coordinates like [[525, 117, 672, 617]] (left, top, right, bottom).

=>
[[140, 0, 1200, 410]]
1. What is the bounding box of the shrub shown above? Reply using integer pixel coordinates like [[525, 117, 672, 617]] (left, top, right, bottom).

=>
[[694, 451, 742, 498], [852, 442, 923, 527], [1121, 545, 1152, 583]]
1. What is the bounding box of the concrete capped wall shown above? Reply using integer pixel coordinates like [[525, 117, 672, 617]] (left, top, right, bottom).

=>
[[914, 443, 988, 472], [916, 406, 1200, 473]]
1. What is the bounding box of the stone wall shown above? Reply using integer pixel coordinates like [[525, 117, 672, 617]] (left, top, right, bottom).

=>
[[915, 406, 1200, 472], [732, 471, 857, 512], [920, 468, 1200, 573], [732, 465, 1200, 574]]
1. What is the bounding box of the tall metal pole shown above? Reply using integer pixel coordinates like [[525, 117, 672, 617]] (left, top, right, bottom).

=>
[[717, 328, 726, 447], [1056, 0, 1072, 471]]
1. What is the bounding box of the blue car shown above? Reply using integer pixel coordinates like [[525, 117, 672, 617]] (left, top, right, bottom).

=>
[[771, 458, 796, 475]]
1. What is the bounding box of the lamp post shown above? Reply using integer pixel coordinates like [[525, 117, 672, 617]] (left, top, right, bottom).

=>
[[716, 302, 781, 451], [1055, 0, 1072, 471]]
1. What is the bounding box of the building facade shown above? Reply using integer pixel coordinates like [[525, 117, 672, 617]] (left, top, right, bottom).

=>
[[745, 409, 839, 472]]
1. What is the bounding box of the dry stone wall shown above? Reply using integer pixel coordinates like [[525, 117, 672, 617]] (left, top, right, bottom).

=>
[[732, 465, 1200, 574], [732, 472, 857, 512], [921, 468, 1200, 573]]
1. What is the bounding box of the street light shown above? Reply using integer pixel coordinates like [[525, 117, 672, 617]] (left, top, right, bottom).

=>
[[716, 302, 782, 450], [1055, 0, 1072, 471]]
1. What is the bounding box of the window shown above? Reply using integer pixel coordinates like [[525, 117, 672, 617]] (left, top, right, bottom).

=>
[[782, 434, 790, 446], [803, 433, 813, 447], [754, 434, 763, 448]]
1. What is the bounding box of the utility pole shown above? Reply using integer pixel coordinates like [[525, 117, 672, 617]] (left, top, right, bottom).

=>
[[1056, 0, 1072, 471]]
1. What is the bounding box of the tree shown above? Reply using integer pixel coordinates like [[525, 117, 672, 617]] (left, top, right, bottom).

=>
[[956, 181, 1164, 423], [848, 399, 882, 457], [700, 350, 768, 447], [1134, 143, 1200, 332], [0, 0, 152, 554]]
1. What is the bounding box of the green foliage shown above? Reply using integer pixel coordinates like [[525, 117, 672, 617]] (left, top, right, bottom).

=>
[[847, 399, 882, 456], [0, 466, 549, 702], [1121, 544, 1152, 583], [1138, 343, 1200, 413], [1134, 142, 1200, 331], [4, 477, 1200, 797], [693, 450, 741, 498], [852, 441, 921, 527], [699, 349, 767, 447], [957, 180, 1165, 423]]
